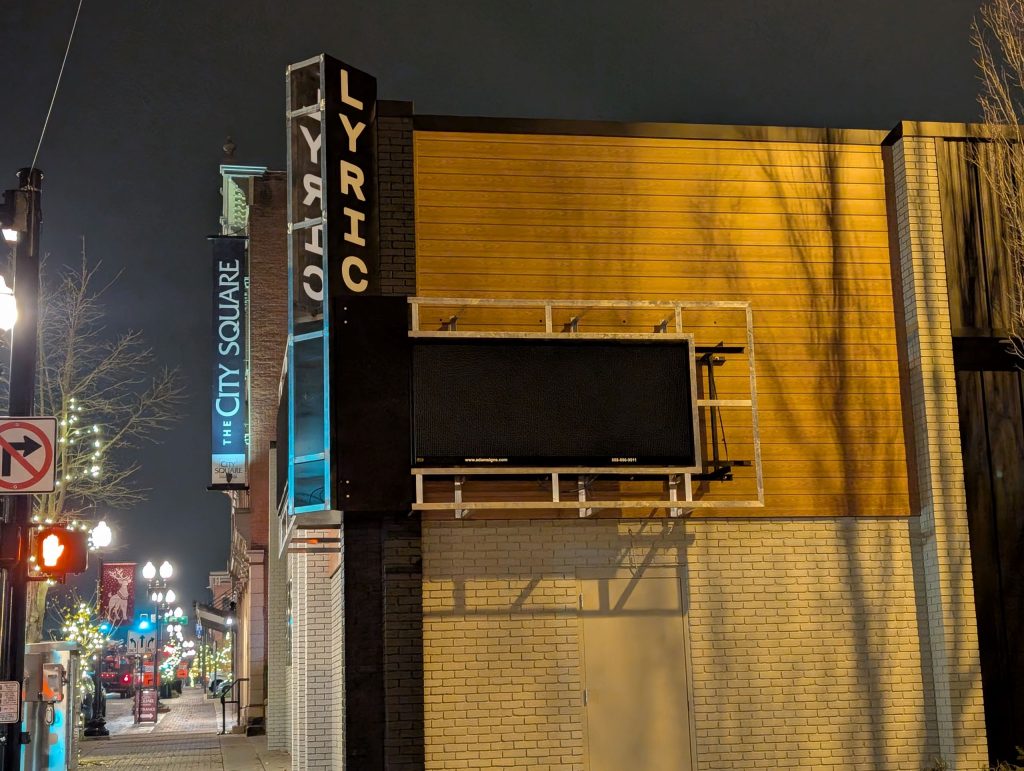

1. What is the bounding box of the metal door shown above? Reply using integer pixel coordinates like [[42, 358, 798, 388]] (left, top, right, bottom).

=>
[[580, 575, 693, 771]]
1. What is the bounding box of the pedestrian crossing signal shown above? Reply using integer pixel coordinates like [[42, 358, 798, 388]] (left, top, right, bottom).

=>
[[31, 527, 88, 576]]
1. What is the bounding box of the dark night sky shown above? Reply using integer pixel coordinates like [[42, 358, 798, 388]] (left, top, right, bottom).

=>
[[0, 1, 985, 613]]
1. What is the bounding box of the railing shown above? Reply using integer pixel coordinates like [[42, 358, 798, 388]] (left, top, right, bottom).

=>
[[219, 677, 248, 735]]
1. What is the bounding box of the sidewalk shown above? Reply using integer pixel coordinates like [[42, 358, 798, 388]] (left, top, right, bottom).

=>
[[101, 685, 219, 736], [79, 687, 289, 770]]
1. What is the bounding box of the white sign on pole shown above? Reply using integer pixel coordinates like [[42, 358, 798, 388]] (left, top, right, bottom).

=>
[[0, 680, 20, 724], [0, 417, 56, 494]]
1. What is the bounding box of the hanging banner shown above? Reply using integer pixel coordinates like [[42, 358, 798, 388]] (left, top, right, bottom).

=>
[[285, 53, 377, 515], [99, 562, 136, 625], [210, 236, 248, 487]]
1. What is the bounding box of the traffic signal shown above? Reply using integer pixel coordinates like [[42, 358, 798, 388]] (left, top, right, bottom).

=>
[[31, 527, 88, 577]]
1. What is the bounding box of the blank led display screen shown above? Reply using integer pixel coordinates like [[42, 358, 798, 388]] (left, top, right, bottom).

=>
[[412, 339, 697, 467]]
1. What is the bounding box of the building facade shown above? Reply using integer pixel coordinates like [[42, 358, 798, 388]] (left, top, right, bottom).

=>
[[212, 70, 1024, 768], [212, 164, 289, 733]]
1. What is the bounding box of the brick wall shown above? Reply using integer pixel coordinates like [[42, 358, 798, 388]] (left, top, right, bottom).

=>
[[889, 136, 988, 769], [265, 451, 289, 750], [288, 549, 307, 768], [422, 518, 940, 771], [245, 550, 266, 723], [377, 102, 416, 297], [231, 170, 288, 731], [246, 171, 288, 550], [384, 516, 425, 770], [332, 550, 345, 769], [288, 534, 340, 769]]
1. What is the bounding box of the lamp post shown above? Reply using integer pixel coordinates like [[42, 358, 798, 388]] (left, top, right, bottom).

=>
[[0, 168, 42, 771], [141, 560, 173, 713], [84, 520, 113, 738]]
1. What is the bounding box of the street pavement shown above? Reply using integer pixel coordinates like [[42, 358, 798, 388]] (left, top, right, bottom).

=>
[[78, 687, 288, 770]]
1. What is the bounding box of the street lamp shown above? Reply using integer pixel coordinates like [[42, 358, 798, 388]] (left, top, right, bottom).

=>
[[140, 559, 174, 720], [90, 520, 112, 549], [84, 519, 115, 738], [0, 168, 42, 770]]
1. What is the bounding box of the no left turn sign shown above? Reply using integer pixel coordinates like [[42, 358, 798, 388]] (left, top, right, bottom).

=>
[[0, 418, 56, 494]]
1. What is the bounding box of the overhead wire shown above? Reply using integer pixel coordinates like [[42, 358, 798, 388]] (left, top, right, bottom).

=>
[[29, 0, 86, 174]]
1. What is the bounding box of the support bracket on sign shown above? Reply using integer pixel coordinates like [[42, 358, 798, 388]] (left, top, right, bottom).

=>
[[454, 476, 468, 520], [667, 474, 692, 518], [578, 475, 593, 518]]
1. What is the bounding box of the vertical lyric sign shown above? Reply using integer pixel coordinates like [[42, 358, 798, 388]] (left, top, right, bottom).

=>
[[323, 55, 378, 296], [210, 237, 247, 487], [286, 53, 377, 515]]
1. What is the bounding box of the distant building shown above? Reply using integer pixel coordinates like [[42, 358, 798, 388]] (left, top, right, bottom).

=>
[[209, 163, 288, 733], [209, 59, 1023, 768]]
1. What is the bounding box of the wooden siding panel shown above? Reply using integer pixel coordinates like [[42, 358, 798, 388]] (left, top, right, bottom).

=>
[[414, 131, 908, 518]]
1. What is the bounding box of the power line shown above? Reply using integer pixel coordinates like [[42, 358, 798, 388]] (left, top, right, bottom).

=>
[[29, 0, 86, 173]]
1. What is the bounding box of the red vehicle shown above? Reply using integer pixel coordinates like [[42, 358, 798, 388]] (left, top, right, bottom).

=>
[[99, 649, 137, 698]]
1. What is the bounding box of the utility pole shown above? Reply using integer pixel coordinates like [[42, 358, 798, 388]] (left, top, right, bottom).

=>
[[0, 167, 42, 771]]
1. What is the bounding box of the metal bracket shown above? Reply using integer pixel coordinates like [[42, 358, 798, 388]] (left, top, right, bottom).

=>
[[667, 474, 693, 518], [578, 475, 593, 518], [454, 476, 468, 519], [562, 316, 580, 333]]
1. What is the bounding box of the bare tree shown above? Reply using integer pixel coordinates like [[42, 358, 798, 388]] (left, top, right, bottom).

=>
[[972, 0, 1024, 358], [0, 249, 185, 640]]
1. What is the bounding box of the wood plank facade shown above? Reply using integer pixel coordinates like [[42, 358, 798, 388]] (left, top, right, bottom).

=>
[[414, 127, 910, 518]]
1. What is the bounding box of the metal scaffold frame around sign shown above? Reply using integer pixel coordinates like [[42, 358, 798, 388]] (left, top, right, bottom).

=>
[[408, 297, 765, 519]]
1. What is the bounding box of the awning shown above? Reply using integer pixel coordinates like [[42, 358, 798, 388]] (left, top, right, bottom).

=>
[[194, 602, 233, 634]]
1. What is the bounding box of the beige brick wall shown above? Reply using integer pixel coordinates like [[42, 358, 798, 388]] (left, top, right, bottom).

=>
[[288, 537, 341, 769], [288, 548, 307, 768], [423, 518, 939, 771], [889, 136, 988, 769], [331, 551, 345, 770]]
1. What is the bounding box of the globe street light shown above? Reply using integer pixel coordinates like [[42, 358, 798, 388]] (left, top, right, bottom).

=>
[[89, 520, 112, 548], [139, 559, 174, 720], [85, 519, 115, 738]]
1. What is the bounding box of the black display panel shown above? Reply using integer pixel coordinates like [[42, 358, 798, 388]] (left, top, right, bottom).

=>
[[332, 296, 413, 511], [412, 339, 697, 467]]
